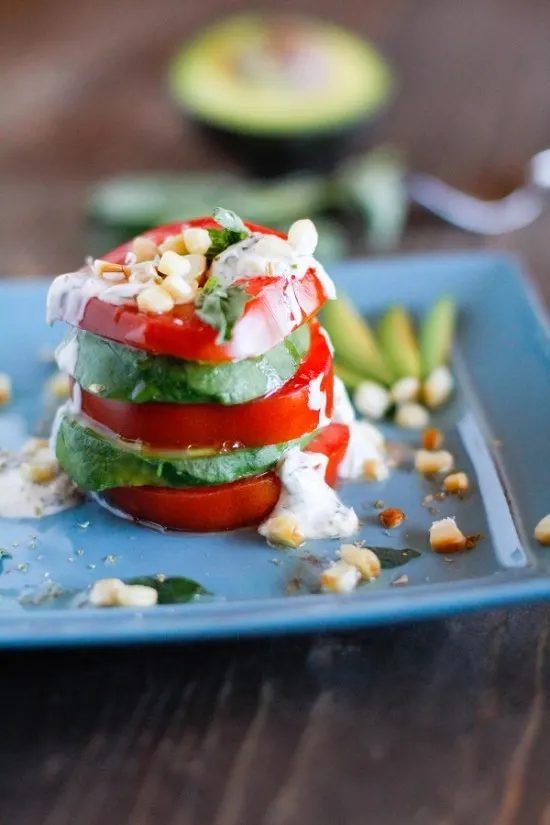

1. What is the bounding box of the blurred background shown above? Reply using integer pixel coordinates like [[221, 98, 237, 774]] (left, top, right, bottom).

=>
[[3, 0, 550, 288]]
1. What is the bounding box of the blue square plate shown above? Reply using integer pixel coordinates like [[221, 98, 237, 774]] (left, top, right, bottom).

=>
[[1, 252, 550, 648]]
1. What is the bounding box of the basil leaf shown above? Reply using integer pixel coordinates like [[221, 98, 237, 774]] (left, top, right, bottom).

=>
[[127, 576, 210, 604], [206, 228, 247, 261], [369, 547, 421, 569], [195, 277, 253, 343], [212, 206, 250, 234]]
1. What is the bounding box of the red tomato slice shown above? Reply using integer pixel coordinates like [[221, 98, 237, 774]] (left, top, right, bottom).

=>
[[104, 423, 349, 532], [75, 218, 329, 362], [78, 322, 333, 449]]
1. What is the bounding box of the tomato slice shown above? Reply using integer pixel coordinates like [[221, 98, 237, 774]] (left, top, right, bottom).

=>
[[104, 423, 349, 532], [78, 322, 333, 449], [75, 218, 330, 362]]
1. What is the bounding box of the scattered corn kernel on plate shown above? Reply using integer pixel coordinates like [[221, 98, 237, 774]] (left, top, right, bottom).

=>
[[1, 251, 550, 647]]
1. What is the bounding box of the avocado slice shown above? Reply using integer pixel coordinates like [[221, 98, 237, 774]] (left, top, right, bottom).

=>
[[55, 414, 316, 491], [322, 297, 394, 386], [334, 362, 365, 391], [378, 305, 421, 379], [419, 297, 457, 378], [168, 15, 393, 175], [57, 325, 310, 406]]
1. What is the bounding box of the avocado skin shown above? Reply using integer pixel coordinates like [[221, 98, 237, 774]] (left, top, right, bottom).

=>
[[55, 414, 315, 491], [192, 117, 380, 178], [60, 325, 310, 406]]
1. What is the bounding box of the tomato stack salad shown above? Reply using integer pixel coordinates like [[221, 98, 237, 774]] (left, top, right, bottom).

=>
[[47, 208, 382, 542]]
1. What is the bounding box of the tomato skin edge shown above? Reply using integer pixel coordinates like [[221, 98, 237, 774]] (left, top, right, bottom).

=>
[[103, 423, 349, 532]]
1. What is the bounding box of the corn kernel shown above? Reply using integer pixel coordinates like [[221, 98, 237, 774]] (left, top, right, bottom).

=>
[[264, 515, 305, 548], [422, 427, 444, 451], [157, 250, 191, 279], [423, 365, 454, 408], [21, 438, 49, 457], [443, 472, 470, 495], [46, 371, 71, 400], [429, 517, 466, 553], [534, 514, 550, 545], [89, 578, 126, 607], [379, 507, 405, 529], [184, 254, 208, 280], [136, 284, 175, 314], [92, 260, 128, 281], [183, 227, 212, 256], [353, 381, 391, 420], [395, 402, 430, 429], [320, 560, 361, 593], [287, 219, 318, 256], [339, 544, 381, 581], [130, 236, 159, 263], [162, 272, 196, 304], [20, 457, 58, 484], [415, 449, 454, 475], [159, 234, 187, 255], [117, 584, 158, 608], [0, 373, 12, 406], [391, 376, 420, 404], [128, 261, 160, 284]]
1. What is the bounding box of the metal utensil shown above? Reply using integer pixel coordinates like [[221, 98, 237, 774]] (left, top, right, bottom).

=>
[[407, 149, 550, 234]]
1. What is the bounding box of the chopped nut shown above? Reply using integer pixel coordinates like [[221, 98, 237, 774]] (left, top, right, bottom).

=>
[[157, 250, 191, 279], [92, 260, 129, 281], [287, 219, 318, 256], [136, 284, 175, 314], [162, 272, 197, 304], [394, 402, 430, 429], [88, 383, 106, 395], [353, 381, 391, 420], [423, 365, 454, 408], [465, 533, 483, 549], [422, 427, 444, 451], [0, 373, 12, 406], [391, 574, 409, 586], [183, 227, 212, 255], [339, 544, 381, 581], [130, 236, 159, 263], [46, 371, 71, 400], [429, 517, 467, 553], [415, 449, 454, 475], [264, 515, 305, 548], [363, 459, 390, 481], [443, 472, 470, 495], [391, 376, 420, 404], [534, 514, 550, 545], [320, 560, 361, 593], [158, 233, 187, 255], [373, 499, 385, 509], [378, 507, 405, 529]]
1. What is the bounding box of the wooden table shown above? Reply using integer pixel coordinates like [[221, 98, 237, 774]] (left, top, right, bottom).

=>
[[2, 0, 550, 822]]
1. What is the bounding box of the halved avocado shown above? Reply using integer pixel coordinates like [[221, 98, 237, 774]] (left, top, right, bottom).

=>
[[168, 14, 393, 176]]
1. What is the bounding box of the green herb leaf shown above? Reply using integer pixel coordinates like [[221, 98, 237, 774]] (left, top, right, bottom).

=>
[[127, 576, 210, 604], [206, 228, 247, 261], [195, 277, 253, 343], [369, 547, 421, 569], [212, 206, 250, 234]]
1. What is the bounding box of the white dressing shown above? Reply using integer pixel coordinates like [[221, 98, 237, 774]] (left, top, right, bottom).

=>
[[332, 376, 356, 425], [338, 420, 387, 481], [307, 374, 329, 428], [0, 448, 80, 519], [259, 447, 359, 541]]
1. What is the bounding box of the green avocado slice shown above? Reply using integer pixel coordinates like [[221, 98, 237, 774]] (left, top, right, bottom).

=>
[[55, 414, 315, 491], [57, 325, 310, 406]]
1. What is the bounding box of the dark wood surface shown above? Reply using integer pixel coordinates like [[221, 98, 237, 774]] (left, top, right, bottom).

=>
[[3, 0, 550, 823]]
